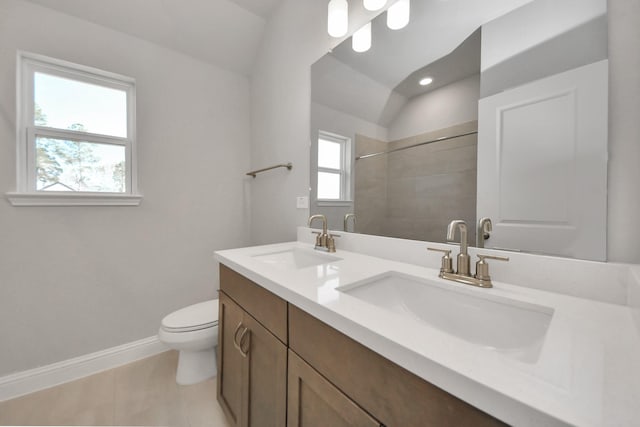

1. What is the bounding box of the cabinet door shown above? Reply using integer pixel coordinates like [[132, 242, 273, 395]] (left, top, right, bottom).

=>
[[217, 292, 287, 427], [217, 293, 248, 427], [288, 350, 380, 427], [242, 310, 287, 427]]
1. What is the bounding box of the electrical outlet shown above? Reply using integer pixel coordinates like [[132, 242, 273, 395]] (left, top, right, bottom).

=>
[[296, 196, 309, 209]]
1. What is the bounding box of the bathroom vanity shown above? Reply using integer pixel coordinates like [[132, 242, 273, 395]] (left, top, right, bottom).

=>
[[217, 264, 503, 426], [215, 229, 640, 426]]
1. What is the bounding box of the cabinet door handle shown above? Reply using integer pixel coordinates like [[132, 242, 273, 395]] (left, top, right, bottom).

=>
[[238, 327, 251, 358], [233, 322, 244, 352]]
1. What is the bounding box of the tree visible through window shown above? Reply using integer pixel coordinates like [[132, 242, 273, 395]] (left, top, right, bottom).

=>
[[34, 114, 126, 192]]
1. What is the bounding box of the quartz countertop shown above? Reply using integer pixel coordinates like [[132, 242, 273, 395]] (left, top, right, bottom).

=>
[[215, 241, 640, 426]]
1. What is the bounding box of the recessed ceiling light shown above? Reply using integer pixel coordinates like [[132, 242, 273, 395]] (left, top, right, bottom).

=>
[[419, 77, 433, 86]]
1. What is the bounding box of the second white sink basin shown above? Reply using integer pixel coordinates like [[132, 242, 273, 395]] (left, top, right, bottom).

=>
[[252, 247, 341, 270], [338, 272, 554, 363]]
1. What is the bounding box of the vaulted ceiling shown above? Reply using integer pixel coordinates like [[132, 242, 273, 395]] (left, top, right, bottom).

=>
[[24, 0, 284, 75]]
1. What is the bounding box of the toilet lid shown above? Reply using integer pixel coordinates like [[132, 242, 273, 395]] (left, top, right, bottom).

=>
[[161, 299, 219, 332]]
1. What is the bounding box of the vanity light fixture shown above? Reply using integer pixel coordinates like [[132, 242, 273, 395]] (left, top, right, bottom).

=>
[[419, 77, 433, 86], [352, 22, 372, 52], [328, 0, 411, 48], [363, 0, 387, 11], [387, 0, 410, 30], [328, 0, 349, 38]]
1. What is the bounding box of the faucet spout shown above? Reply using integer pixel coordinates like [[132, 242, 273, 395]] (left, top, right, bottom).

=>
[[344, 213, 356, 232], [308, 214, 328, 235], [477, 217, 492, 248], [446, 220, 468, 255], [446, 220, 470, 276]]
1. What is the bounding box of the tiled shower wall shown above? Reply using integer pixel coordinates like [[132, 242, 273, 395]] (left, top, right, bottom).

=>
[[355, 121, 477, 244], [354, 135, 388, 236]]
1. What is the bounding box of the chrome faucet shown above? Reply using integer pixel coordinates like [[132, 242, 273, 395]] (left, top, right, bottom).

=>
[[308, 214, 338, 252], [477, 217, 492, 248], [428, 219, 509, 288], [344, 213, 356, 232], [446, 220, 470, 276]]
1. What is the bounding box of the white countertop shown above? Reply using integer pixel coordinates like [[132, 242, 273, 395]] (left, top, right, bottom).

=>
[[215, 241, 640, 426]]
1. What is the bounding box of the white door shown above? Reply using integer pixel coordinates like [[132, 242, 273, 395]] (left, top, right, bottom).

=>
[[477, 60, 608, 260]]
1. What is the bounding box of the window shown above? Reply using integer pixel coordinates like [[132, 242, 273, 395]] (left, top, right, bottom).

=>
[[8, 52, 141, 206], [317, 131, 351, 202]]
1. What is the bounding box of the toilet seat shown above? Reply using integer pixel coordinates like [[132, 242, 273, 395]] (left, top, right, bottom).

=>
[[161, 300, 219, 333]]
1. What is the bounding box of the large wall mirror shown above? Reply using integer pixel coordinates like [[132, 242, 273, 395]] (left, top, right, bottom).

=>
[[310, 0, 609, 261]]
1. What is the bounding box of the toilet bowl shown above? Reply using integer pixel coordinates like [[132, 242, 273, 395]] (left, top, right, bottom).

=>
[[158, 299, 219, 385]]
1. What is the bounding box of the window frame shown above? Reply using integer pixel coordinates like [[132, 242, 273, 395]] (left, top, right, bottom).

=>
[[316, 131, 351, 205], [7, 51, 141, 206]]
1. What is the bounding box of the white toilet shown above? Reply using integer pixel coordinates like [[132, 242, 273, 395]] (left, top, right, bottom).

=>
[[158, 299, 219, 385]]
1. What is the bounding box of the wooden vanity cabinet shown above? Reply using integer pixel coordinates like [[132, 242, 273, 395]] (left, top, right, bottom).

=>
[[218, 265, 506, 427], [217, 266, 287, 427], [288, 305, 506, 427], [219, 265, 287, 342]]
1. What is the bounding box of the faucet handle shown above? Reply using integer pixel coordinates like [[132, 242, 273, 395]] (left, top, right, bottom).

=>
[[311, 231, 325, 247], [326, 233, 340, 252], [427, 248, 454, 274], [477, 254, 509, 262], [475, 254, 509, 282], [327, 237, 336, 252], [427, 247, 451, 255]]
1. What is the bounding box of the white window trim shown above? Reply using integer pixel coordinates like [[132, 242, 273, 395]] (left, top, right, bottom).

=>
[[317, 131, 352, 204], [316, 200, 353, 207], [7, 51, 142, 207]]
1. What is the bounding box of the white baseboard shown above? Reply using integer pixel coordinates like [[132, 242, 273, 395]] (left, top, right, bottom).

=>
[[0, 335, 168, 402]]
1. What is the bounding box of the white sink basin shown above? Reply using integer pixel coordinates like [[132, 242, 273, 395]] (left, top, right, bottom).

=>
[[252, 247, 342, 270], [338, 272, 554, 363]]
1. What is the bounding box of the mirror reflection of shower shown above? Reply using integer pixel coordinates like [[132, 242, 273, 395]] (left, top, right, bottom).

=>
[[354, 121, 478, 244]]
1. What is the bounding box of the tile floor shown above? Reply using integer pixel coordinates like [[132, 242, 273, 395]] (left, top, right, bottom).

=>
[[0, 351, 231, 426]]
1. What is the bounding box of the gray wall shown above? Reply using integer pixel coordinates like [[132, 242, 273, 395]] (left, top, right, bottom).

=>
[[0, 0, 251, 376], [607, 0, 640, 263]]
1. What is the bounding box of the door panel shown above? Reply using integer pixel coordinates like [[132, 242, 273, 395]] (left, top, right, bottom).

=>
[[477, 59, 608, 260], [217, 293, 248, 427], [288, 350, 380, 427], [242, 312, 287, 427]]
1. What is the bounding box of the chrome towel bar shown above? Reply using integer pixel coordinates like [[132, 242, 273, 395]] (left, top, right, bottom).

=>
[[246, 162, 292, 178]]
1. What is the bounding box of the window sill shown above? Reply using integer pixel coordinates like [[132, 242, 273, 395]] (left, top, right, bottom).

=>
[[6, 192, 143, 207], [316, 200, 353, 207]]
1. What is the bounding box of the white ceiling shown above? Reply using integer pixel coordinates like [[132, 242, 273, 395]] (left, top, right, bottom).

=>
[[24, 0, 284, 75]]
